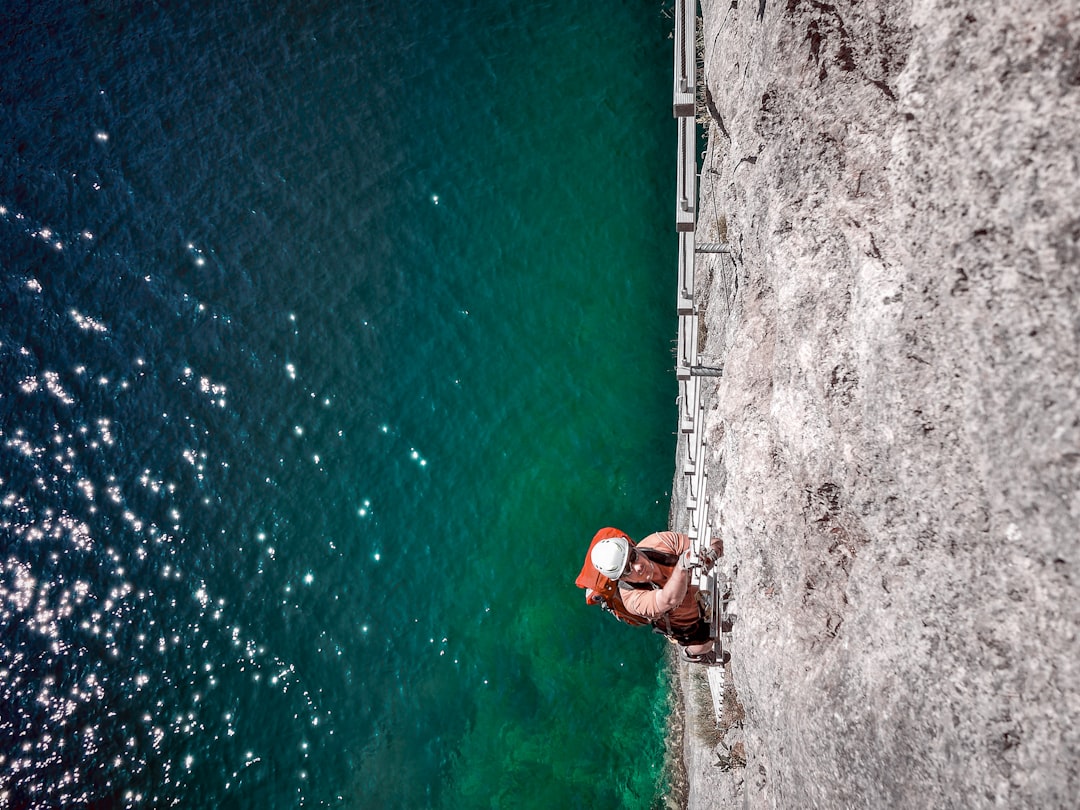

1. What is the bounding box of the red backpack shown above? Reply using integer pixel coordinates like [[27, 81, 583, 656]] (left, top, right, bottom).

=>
[[575, 527, 650, 627]]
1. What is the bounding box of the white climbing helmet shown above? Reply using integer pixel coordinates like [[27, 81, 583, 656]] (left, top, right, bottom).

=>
[[591, 536, 631, 580]]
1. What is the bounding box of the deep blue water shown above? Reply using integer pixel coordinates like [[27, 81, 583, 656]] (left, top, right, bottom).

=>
[[0, 1, 680, 806]]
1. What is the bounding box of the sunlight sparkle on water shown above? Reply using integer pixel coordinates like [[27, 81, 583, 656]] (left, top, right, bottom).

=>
[[0, 336, 329, 808]]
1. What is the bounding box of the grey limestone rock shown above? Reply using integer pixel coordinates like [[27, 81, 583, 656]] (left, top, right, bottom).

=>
[[678, 0, 1080, 806]]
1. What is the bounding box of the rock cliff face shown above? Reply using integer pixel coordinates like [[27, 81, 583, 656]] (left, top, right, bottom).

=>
[[680, 0, 1080, 806]]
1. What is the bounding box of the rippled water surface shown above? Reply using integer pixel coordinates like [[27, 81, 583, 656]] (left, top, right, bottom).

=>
[[1, 1, 679, 806]]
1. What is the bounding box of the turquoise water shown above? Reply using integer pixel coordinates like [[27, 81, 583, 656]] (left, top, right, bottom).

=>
[[0, 1, 680, 806]]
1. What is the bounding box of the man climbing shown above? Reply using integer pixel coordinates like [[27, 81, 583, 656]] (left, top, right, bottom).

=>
[[582, 528, 723, 664]]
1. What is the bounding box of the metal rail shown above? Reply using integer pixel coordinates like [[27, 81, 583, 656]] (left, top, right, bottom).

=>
[[670, 0, 734, 651]]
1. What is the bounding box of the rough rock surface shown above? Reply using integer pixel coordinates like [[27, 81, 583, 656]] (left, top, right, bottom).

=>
[[676, 0, 1080, 807]]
